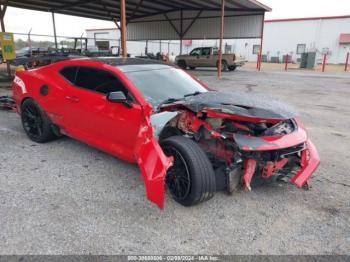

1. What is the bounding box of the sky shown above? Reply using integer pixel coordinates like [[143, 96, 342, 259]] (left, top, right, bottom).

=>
[[2, 0, 350, 40]]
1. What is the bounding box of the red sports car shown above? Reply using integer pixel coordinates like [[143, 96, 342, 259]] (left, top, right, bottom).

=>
[[12, 58, 320, 209]]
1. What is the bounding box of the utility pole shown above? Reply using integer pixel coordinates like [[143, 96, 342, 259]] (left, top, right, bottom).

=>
[[51, 11, 58, 50]]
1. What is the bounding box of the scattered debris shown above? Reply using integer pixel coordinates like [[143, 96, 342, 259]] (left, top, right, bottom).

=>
[[0, 96, 16, 111]]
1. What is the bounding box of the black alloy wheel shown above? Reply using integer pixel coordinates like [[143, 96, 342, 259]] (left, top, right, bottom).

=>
[[163, 146, 191, 201], [21, 99, 57, 143], [161, 136, 216, 206]]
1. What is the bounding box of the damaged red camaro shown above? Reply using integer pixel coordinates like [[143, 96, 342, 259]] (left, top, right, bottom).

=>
[[12, 58, 320, 208]]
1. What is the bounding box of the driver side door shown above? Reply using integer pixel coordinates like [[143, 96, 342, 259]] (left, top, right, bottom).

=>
[[59, 66, 142, 162], [188, 48, 202, 67]]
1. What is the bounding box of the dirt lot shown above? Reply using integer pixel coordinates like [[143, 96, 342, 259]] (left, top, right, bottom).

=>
[[0, 67, 349, 255]]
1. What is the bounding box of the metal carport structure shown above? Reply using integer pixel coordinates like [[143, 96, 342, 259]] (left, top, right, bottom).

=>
[[0, 0, 271, 77]]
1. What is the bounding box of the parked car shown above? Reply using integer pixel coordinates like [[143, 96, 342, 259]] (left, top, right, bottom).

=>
[[175, 47, 246, 71], [12, 58, 320, 209], [16, 47, 50, 58]]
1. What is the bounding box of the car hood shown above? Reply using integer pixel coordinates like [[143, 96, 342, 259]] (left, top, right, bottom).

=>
[[176, 54, 189, 59], [180, 91, 298, 120]]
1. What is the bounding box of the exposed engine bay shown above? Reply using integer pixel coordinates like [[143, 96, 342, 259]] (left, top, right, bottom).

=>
[[154, 91, 320, 193]]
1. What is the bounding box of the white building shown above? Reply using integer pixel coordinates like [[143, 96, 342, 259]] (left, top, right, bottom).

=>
[[86, 15, 350, 64]]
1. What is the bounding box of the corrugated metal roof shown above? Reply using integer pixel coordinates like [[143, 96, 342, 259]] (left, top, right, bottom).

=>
[[0, 0, 270, 22], [127, 12, 264, 40], [0, 0, 270, 40]]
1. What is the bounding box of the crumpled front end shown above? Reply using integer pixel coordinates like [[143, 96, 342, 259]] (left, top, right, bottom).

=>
[[136, 91, 320, 208], [163, 108, 320, 192]]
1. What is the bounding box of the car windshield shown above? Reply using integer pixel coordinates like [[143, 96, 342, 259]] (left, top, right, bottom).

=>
[[125, 67, 207, 108]]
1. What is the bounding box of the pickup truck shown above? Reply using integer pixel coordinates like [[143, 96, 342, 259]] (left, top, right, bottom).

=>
[[175, 47, 246, 71]]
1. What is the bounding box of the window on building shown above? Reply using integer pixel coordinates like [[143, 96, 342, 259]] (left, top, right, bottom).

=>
[[96, 41, 110, 51], [297, 44, 306, 54], [94, 32, 110, 51], [252, 45, 261, 54]]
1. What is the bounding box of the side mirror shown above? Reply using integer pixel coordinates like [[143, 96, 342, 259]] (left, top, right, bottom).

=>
[[107, 91, 127, 103], [107, 91, 133, 108]]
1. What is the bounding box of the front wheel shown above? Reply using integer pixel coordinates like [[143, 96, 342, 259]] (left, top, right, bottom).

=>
[[161, 136, 216, 206], [177, 60, 187, 69]]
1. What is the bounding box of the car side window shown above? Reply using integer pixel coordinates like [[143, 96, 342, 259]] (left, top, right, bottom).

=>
[[201, 48, 211, 56], [190, 48, 201, 56], [75, 67, 128, 96], [60, 66, 79, 84]]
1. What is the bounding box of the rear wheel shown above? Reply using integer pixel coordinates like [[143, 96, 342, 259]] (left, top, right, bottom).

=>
[[189, 66, 196, 70], [177, 60, 187, 69], [161, 136, 216, 206], [21, 99, 58, 143], [228, 65, 237, 71]]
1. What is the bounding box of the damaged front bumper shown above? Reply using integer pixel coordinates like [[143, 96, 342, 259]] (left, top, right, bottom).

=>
[[242, 139, 320, 190], [290, 139, 320, 188], [237, 119, 320, 190]]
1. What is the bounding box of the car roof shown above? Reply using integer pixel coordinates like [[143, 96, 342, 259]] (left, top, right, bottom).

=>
[[88, 57, 173, 73]]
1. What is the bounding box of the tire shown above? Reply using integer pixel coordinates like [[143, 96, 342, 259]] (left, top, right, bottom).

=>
[[228, 65, 237, 71], [21, 99, 57, 143], [161, 136, 216, 206], [189, 66, 196, 70], [217, 60, 228, 71], [177, 60, 187, 69]]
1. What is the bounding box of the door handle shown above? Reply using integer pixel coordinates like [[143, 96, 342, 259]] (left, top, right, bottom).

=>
[[65, 95, 79, 103]]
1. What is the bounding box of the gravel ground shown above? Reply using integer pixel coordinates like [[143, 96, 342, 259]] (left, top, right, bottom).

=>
[[0, 68, 349, 255]]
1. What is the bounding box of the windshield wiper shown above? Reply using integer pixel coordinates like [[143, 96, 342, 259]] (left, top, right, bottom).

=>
[[157, 92, 202, 112], [184, 91, 202, 97], [156, 97, 183, 111]]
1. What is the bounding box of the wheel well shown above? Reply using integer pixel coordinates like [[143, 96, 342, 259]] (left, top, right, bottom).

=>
[[21, 97, 33, 106], [217, 59, 228, 65], [159, 126, 183, 141], [19, 97, 33, 113]]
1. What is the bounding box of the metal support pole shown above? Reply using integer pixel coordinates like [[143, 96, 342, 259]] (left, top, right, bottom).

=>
[[218, 0, 225, 79], [120, 0, 127, 58], [180, 39, 183, 55], [0, 10, 5, 31], [258, 13, 265, 71], [284, 54, 289, 71], [0, 4, 11, 77], [179, 9, 183, 55], [345, 52, 349, 72], [322, 54, 327, 72], [80, 33, 83, 53], [27, 28, 32, 49], [51, 11, 58, 50]]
